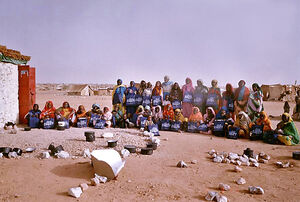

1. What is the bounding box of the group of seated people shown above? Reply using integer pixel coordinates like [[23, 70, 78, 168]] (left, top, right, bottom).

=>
[[25, 101, 115, 129], [25, 77, 299, 146]]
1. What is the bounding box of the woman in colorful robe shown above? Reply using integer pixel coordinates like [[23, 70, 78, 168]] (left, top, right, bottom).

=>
[[200, 107, 216, 135], [163, 104, 175, 120], [193, 79, 208, 114], [162, 75, 174, 100], [276, 113, 299, 145], [55, 102, 76, 124], [40, 101, 56, 121], [234, 111, 252, 138], [234, 80, 250, 118], [182, 78, 195, 118], [125, 81, 138, 118], [74, 105, 87, 126], [247, 83, 264, 121], [189, 107, 203, 123], [25, 104, 41, 128], [112, 79, 126, 114], [206, 79, 222, 113], [222, 83, 235, 120]]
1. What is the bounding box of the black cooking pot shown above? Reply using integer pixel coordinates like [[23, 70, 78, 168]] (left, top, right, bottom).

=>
[[57, 126, 65, 131], [243, 148, 254, 158], [124, 145, 136, 153], [107, 140, 117, 148], [13, 148, 22, 156], [141, 148, 153, 155], [24, 127, 31, 131], [292, 151, 300, 160], [85, 131, 95, 142], [48, 143, 55, 151], [146, 143, 157, 150]]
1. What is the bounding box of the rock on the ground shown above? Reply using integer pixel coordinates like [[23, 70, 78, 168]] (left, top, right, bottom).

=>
[[191, 160, 198, 164], [236, 178, 246, 185], [91, 177, 100, 186], [40, 151, 50, 159], [102, 133, 114, 138], [55, 151, 70, 159], [95, 174, 108, 183], [223, 158, 230, 164], [228, 152, 239, 160], [234, 166, 243, 172], [219, 183, 231, 191], [248, 186, 264, 195], [177, 160, 188, 168], [276, 161, 291, 168], [208, 149, 216, 155], [215, 195, 228, 202], [68, 187, 82, 198], [239, 156, 248, 163], [252, 162, 259, 167], [0, 153, 3, 158], [121, 149, 130, 158], [205, 191, 219, 201], [258, 159, 268, 164], [79, 183, 88, 191], [82, 149, 91, 158], [8, 152, 18, 158], [235, 160, 242, 166], [213, 156, 223, 163]]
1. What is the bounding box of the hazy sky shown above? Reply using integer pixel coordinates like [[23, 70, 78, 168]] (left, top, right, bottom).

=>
[[1, 0, 299, 87]]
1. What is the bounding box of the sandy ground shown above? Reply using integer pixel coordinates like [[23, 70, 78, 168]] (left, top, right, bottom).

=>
[[0, 92, 299, 202]]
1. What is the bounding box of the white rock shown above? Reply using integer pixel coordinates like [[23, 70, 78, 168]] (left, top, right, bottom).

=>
[[211, 153, 217, 159], [95, 174, 108, 183], [235, 160, 242, 166], [242, 154, 249, 159], [223, 158, 231, 164], [82, 149, 91, 158], [150, 137, 160, 145], [248, 186, 264, 194], [55, 151, 70, 159], [121, 149, 130, 158], [208, 149, 216, 155], [252, 162, 259, 167], [68, 187, 82, 198], [228, 152, 239, 160], [236, 177, 246, 185], [276, 161, 290, 168], [80, 183, 88, 191], [91, 177, 100, 186], [239, 156, 248, 163], [177, 160, 188, 168], [40, 151, 50, 159], [220, 152, 228, 158], [205, 191, 219, 201], [243, 161, 251, 167], [230, 159, 236, 164], [102, 132, 114, 138], [219, 183, 230, 191], [213, 156, 223, 163], [215, 195, 228, 202], [249, 158, 257, 163], [8, 152, 18, 158], [191, 160, 198, 164], [0, 153, 3, 158], [234, 166, 243, 172]]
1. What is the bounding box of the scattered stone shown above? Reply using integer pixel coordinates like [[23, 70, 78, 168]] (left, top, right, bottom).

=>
[[236, 177, 246, 185], [90, 177, 100, 186], [40, 151, 50, 159], [68, 187, 82, 198], [8, 152, 18, 158], [234, 166, 243, 172], [191, 160, 198, 164], [220, 152, 228, 158], [228, 153, 239, 160], [205, 191, 219, 201], [230, 159, 236, 164], [218, 183, 231, 191], [177, 160, 188, 168], [79, 183, 88, 191], [252, 162, 259, 167], [259, 153, 270, 160], [82, 149, 91, 158], [222, 158, 231, 164], [248, 186, 264, 195], [213, 156, 223, 163], [95, 174, 108, 183], [55, 151, 70, 159], [249, 158, 257, 163], [242, 154, 249, 159], [211, 153, 217, 159], [215, 195, 228, 202], [208, 149, 216, 155], [258, 159, 268, 164], [127, 180, 132, 183], [121, 149, 130, 158], [276, 161, 291, 168], [102, 133, 114, 138], [235, 160, 242, 166], [239, 156, 248, 163], [150, 137, 160, 145]]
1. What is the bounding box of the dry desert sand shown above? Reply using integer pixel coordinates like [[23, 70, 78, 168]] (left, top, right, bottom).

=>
[[0, 91, 299, 202]]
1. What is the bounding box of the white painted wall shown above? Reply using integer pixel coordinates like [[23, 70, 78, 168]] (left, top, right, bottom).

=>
[[0, 62, 19, 127]]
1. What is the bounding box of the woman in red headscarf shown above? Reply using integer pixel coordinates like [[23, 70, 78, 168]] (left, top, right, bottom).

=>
[[163, 104, 175, 120], [40, 101, 56, 120], [182, 78, 195, 118]]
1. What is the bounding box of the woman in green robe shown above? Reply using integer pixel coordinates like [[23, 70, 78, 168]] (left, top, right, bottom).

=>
[[276, 113, 299, 145]]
